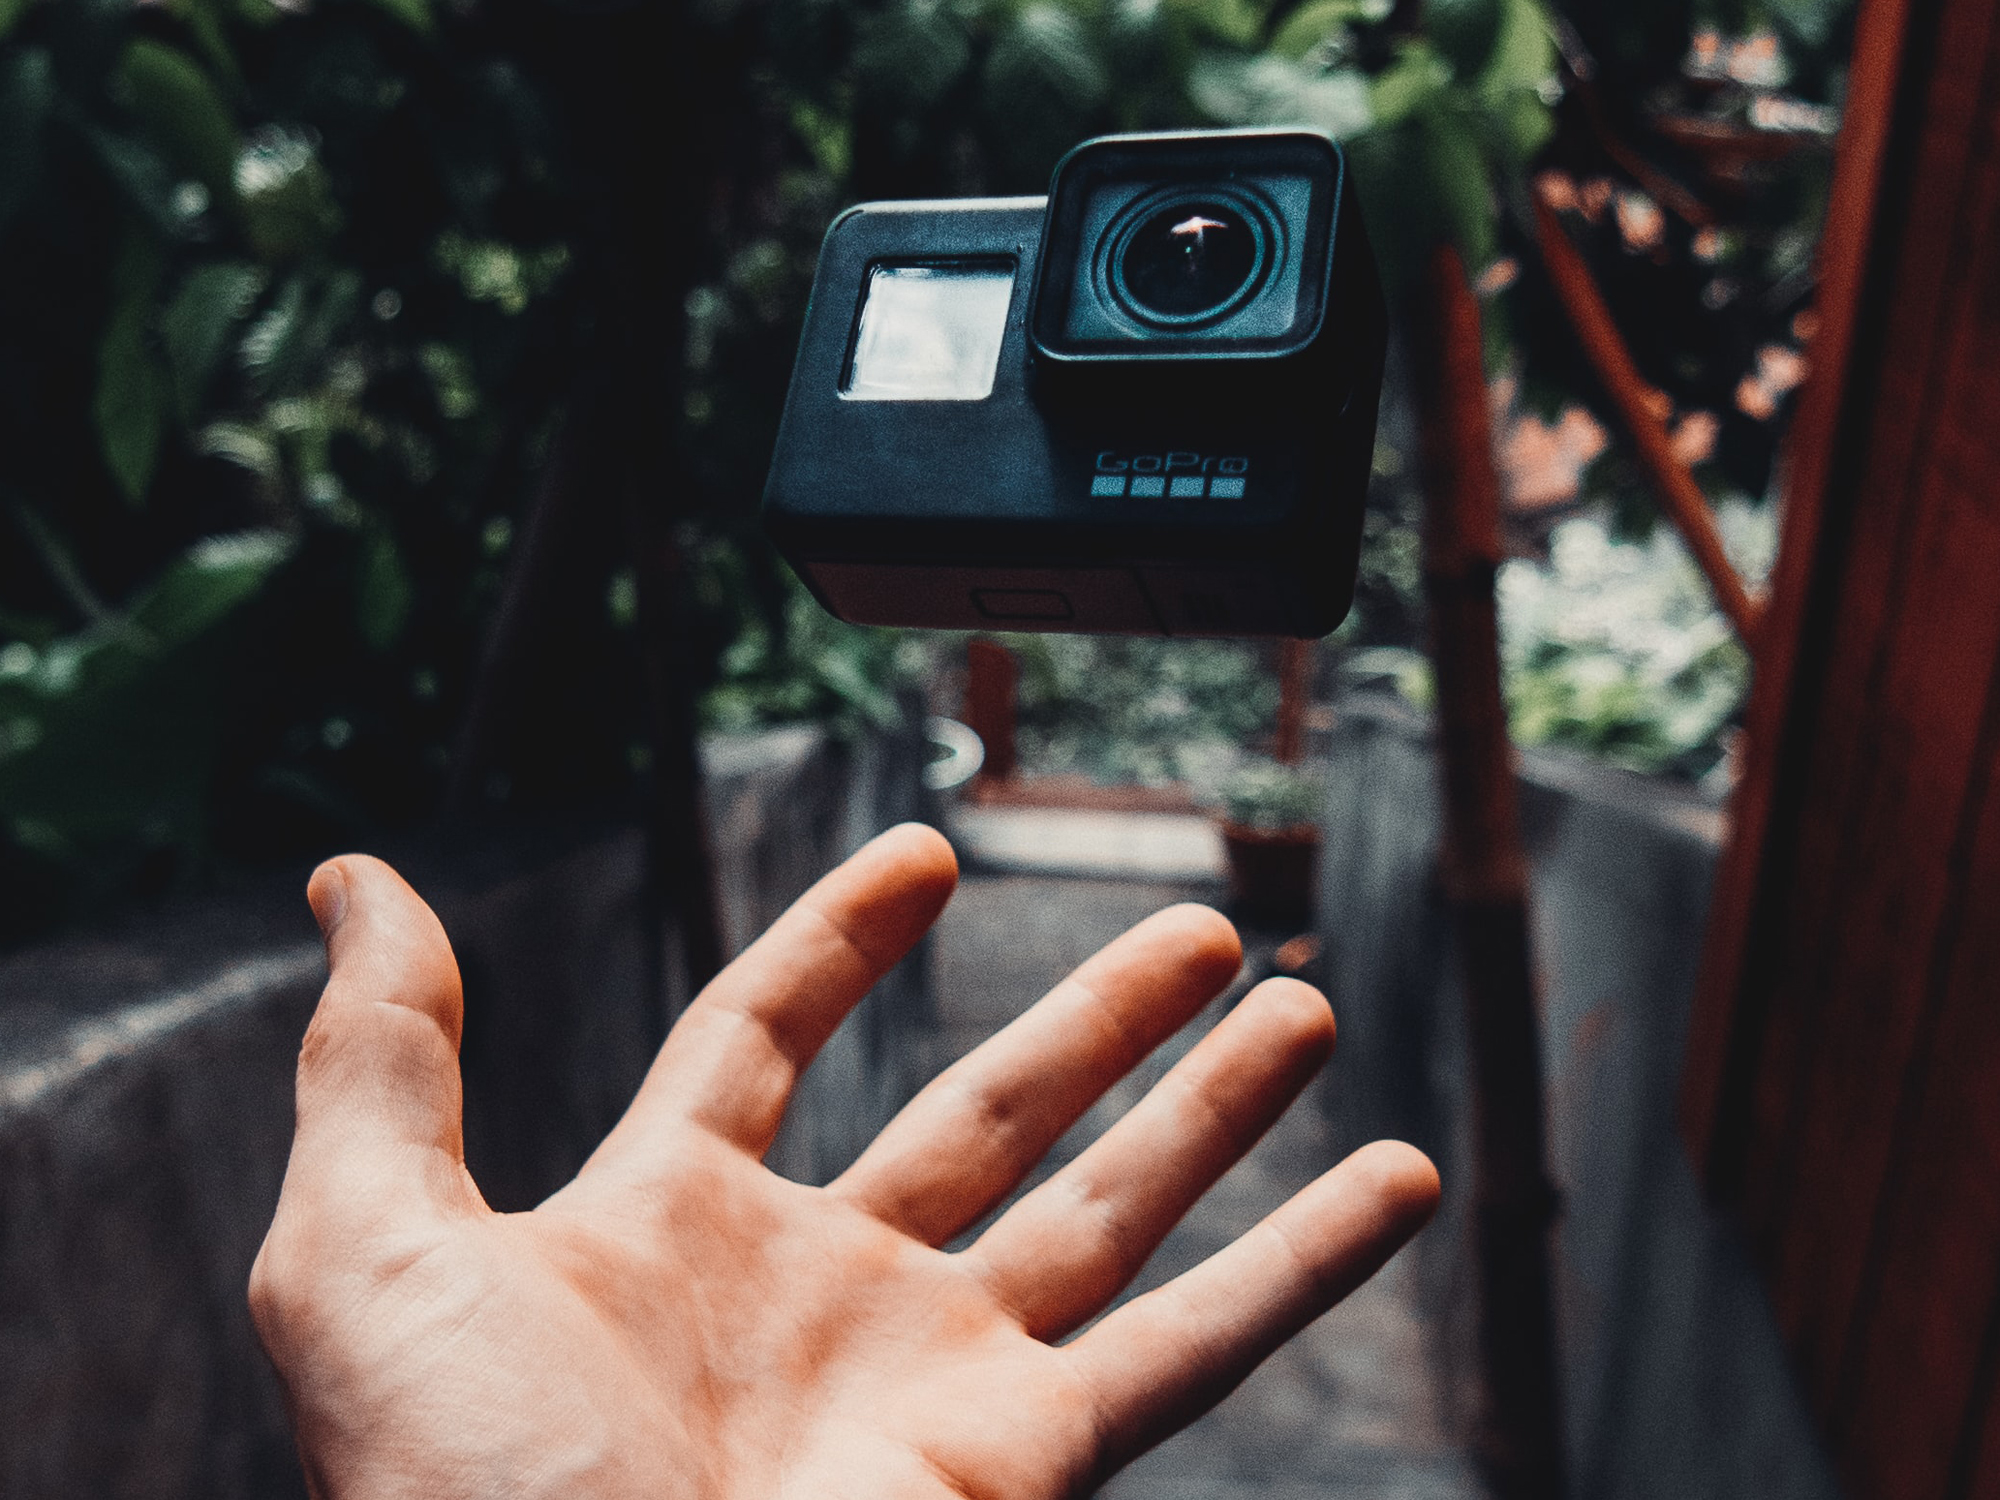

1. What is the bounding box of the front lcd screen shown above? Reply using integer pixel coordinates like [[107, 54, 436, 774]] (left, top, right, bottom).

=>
[[843, 263, 1015, 401]]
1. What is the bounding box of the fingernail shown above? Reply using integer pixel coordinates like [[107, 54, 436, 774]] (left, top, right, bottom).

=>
[[308, 863, 348, 939]]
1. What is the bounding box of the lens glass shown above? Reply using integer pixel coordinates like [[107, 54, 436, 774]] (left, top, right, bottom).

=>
[[1115, 201, 1260, 322]]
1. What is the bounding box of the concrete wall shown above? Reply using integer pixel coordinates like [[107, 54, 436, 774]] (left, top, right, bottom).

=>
[[0, 722, 935, 1500], [1318, 695, 1842, 1500], [0, 691, 1845, 1499]]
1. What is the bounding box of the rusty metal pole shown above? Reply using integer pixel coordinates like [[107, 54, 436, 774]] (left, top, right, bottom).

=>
[[1275, 638, 1311, 764], [1413, 243, 1568, 1500], [964, 637, 1020, 786]]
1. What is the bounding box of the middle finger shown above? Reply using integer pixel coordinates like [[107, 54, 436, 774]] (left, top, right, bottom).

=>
[[828, 903, 1241, 1245]]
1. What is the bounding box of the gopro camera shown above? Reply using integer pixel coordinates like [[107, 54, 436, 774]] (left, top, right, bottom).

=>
[[762, 129, 1385, 638]]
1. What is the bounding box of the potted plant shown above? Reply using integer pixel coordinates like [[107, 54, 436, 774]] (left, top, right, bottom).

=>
[[1213, 758, 1324, 927]]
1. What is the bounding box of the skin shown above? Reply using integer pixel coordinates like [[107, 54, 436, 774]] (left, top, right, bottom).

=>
[[249, 822, 1440, 1499]]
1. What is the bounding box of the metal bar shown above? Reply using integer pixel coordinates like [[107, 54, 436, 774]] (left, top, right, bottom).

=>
[[1531, 189, 1765, 647], [1414, 242, 1569, 1500]]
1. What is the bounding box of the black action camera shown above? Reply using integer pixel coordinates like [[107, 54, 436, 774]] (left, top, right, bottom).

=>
[[762, 129, 1385, 638]]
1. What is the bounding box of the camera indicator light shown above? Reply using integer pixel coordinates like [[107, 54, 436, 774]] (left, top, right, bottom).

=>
[[1130, 476, 1167, 498], [1208, 476, 1246, 499], [843, 264, 1015, 401], [1091, 475, 1128, 496], [1169, 476, 1206, 498]]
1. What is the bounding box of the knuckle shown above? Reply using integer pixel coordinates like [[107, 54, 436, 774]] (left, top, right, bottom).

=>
[[246, 1225, 311, 1344], [295, 994, 346, 1079], [947, 1068, 1033, 1167]]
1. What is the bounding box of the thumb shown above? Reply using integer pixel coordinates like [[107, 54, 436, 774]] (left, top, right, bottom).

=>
[[287, 854, 474, 1219]]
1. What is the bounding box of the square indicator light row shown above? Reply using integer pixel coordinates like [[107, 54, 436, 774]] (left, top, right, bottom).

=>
[[1091, 475, 1247, 499]]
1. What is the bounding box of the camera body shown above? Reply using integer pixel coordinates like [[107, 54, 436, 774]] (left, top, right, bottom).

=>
[[762, 129, 1385, 638]]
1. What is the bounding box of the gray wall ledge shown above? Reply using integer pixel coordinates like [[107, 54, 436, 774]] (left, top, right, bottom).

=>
[[1320, 693, 1839, 1500], [0, 720, 935, 1500]]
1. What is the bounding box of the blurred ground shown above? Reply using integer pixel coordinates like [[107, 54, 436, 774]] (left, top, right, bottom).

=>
[[929, 813, 1477, 1500]]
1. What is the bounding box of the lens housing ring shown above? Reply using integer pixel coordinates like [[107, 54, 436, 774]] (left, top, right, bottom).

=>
[[1096, 182, 1283, 330]]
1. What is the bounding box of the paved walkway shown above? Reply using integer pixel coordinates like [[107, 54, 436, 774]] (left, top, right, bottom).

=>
[[928, 861, 1479, 1499]]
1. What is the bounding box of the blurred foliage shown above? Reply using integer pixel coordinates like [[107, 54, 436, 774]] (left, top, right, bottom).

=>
[[1215, 756, 1327, 830], [699, 556, 930, 738], [1496, 498, 1773, 783], [0, 0, 649, 938], [1344, 497, 1775, 783], [0, 0, 1852, 940], [1002, 634, 1280, 785]]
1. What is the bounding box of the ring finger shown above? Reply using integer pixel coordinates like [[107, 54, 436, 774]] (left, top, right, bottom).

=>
[[963, 977, 1336, 1341]]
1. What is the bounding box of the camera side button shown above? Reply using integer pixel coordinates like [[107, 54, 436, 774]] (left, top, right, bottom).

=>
[[972, 589, 1074, 622]]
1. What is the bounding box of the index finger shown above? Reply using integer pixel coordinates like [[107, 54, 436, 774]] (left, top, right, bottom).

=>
[[596, 823, 958, 1161]]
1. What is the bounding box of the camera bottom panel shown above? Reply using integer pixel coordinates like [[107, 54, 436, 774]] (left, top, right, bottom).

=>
[[808, 563, 1153, 633], [801, 560, 1340, 637]]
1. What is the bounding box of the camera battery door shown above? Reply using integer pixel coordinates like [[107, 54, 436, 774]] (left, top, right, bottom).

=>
[[760, 131, 1385, 638]]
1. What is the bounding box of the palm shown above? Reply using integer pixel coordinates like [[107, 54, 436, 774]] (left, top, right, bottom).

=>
[[536, 1170, 1102, 1497], [251, 827, 1437, 1499]]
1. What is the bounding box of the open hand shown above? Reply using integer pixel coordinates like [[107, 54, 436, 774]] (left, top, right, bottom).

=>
[[249, 823, 1438, 1498]]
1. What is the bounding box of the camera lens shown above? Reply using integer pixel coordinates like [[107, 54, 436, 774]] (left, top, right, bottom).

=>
[[1114, 200, 1261, 322]]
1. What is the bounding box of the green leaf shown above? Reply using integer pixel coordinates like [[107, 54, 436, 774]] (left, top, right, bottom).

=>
[[10, 504, 110, 624], [355, 528, 413, 651], [129, 531, 291, 643], [0, 533, 290, 853], [196, 420, 282, 490], [1177, 0, 1266, 51], [987, 4, 1108, 108], [1268, 0, 1387, 59], [237, 129, 342, 262], [1482, 86, 1553, 168], [789, 99, 851, 181], [1188, 53, 1372, 136], [1421, 102, 1497, 267], [161, 261, 264, 423], [1345, 105, 1494, 302], [165, 0, 243, 85], [0, 0, 32, 43], [982, 4, 1109, 178], [1764, 0, 1838, 47], [1475, 0, 1554, 97], [1105, 0, 1191, 100], [1367, 40, 1450, 126], [363, 0, 434, 30], [93, 236, 171, 506], [116, 39, 241, 207], [854, 0, 973, 110], [240, 268, 361, 393], [0, 47, 54, 229], [1425, 0, 1503, 79], [83, 126, 184, 231], [1472, 0, 1556, 166]]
